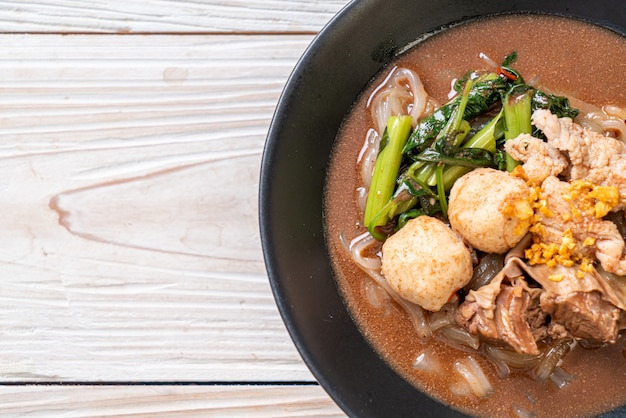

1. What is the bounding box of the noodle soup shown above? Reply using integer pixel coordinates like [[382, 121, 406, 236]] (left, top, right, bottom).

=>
[[325, 14, 626, 418]]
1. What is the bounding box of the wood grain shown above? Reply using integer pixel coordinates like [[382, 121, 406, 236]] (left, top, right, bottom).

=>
[[0, 0, 348, 33], [0, 385, 345, 416], [0, 0, 358, 413], [0, 33, 317, 382]]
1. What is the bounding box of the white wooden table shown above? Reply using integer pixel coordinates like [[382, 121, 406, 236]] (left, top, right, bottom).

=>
[[0, 1, 350, 415]]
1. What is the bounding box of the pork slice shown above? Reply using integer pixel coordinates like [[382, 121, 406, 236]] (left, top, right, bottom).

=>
[[541, 290, 621, 342], [504, 134, 568, 184], [532, 109, 626, 210], [536, 176, 626, 276], [494, 280, 546, 354], [456, 245, 547, 355], [517, 262, 626, 344]]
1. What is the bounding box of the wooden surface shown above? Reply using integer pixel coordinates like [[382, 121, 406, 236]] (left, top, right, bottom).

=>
[[0, 1, 350, 416]]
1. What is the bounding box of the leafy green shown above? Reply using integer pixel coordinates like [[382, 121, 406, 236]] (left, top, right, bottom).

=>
[[501, 51, 518, 67], [440, 109, 504, 190], [532, 90, 579, 119], [503, 84, 534, 171], [403, 72, 508, 157]]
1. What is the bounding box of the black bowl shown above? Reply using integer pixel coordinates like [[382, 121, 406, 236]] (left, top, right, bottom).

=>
[[259, 1, 626, 417]]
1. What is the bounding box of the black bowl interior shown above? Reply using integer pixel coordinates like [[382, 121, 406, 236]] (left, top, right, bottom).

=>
[[259, 0, 626, 416]]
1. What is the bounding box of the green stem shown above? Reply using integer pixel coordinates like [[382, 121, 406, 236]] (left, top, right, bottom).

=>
[[436, 164, 448, 220], [413, 80, 474, 186], [441, 109, 504, 189], [503, 86, 533, 171], [363, 115, 413, 230]]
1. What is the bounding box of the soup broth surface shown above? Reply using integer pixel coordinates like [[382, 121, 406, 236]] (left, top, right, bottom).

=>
[[325, 14, 626, 418]]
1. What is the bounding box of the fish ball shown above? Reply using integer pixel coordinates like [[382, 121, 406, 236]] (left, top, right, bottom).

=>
[[448, 168, 532, 254], [382, 216, 473, 312]]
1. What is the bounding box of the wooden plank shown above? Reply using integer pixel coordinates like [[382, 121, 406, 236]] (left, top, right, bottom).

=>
[[0, 385, 346, 417], [0, 0, 349, 34], [0, 34, 319, 382]]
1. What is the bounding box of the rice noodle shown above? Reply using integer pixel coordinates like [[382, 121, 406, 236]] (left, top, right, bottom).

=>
[[549, 366, 575, 389], [536, 84, 626, 141], [428, 302, 456, 332], [358, 128, 380, 187], [341, 231, 381, 271], [449, 381, 474, 399], [413, 346, 442, 373], [601, 118, 626, 141], [512, 406, 537, 418], [368, 66, 429, 133], [453, 356, 495, 399], [364, 280, 390, 309], [605, 105, 626, 121], [578, 118, 605, 135], [478, 52, 499, 70], [484, 345, 542, 369], [356, 186, 368, 213], [368, 269, 433, 340], [533, 339, 576, 382], [438, 325, 481, 350]]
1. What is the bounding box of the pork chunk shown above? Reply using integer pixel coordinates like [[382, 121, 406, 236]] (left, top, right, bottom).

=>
[[526, 262, 625, 344], [456, 252, 547, 355], [533, 176, 626, 276], [504, 134, 568, 184], [532, 109, 626, 210]]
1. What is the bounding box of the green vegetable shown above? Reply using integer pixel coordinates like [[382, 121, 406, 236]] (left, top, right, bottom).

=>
[[503, 84, 534, 171], [403, 72, 508, 157], [435, 164, 448, 219], [501, 51, 518, 68], [532, 90, 579, 119], [363, 115, 413, 234], [395, 188, 441, 230], [368, 188, 417, 241], [440, 109, 504, 189], [407, 78, 475, 186], [367, 174, 439, 240]]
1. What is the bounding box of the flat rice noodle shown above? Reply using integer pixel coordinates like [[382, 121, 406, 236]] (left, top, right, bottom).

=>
[[512, 406, 537, 418], [453, 356, 495, 398], [549, 366, 575, 389], [364, 280, 390, 309], [358, 128, 380, 188], [367, 269, 433, 340], [483, 344, 542, 369], [369, 67, 429, 134], [439, 325, 481, 350], [533, 339, 575, 382], [412, 346, 442, 373], [429, 302, 457, 331]]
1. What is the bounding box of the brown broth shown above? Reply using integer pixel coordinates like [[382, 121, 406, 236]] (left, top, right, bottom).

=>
[[325, 14, 626, 418]]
